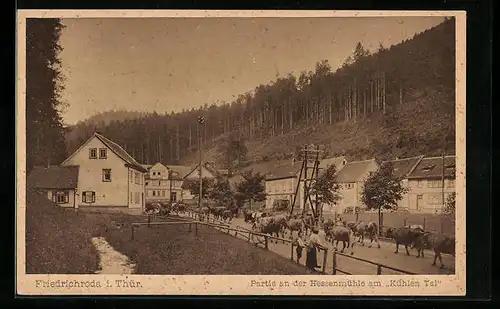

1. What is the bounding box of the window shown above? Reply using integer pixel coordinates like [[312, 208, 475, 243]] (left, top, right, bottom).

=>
[[416, 180, 424, 188], [89, 148, 97, 159], [102, 169, 111, 182], [153, 191, 156, 196], [158, 181, 161, 186], [171, 192, 177, 202], [130, 192, 133, 203], [53, 191, 69, 204], [145, 181, 149, 186], [158, 172, 161, 176], [427, 193, 442, 204], [129, 171, 133, 183], [82, 191, 95, 203], [99, 148, 107, 159], [134, 172, 140, 184], [153, 172, 156, 176], [161, 190, 165, 197], [134, 192, 139, 204], [428, 180, 443, 188], [146, 190, 149, 197]]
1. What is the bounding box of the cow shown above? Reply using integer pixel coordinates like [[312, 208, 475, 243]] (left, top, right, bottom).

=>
[[355, 221, 381, 248], [253, 217, 284, 244], [386, 227, 424, 256], [283, 218, 305, 239], [415, 232, 455, 268], [243, 209, 253, 223], [326, 225, 355, 255], [145, 202, 161, 215], [221, 209, 234, 223], [322, 219, 335, 243]]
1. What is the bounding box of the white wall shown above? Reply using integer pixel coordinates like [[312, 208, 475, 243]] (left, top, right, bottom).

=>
[[128, 168, 145, 209], [407, 178, 455, 213], [62, 136, 131, 207]]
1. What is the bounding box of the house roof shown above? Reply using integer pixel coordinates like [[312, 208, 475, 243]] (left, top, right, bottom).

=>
[[336, 159, 377, 183], [408, 156, 456, 179], [380, 156, 424, 180], [320, 156, 347, 170], [94, 133, 148, 173], [27, 166, 79, 189], [166, 165, 193, 179]]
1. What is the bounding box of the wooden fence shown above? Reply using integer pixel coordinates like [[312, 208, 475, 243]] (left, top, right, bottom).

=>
[[130, 216, 414, 275]]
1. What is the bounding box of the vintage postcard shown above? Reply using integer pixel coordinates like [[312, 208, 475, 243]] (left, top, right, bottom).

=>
[[16, 10, 466, 296]]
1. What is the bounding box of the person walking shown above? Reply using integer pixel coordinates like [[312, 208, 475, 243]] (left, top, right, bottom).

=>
[[305, 226, 326, 271]]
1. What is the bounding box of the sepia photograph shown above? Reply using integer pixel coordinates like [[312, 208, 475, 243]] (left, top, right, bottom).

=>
[[16, 10, 466, 295]]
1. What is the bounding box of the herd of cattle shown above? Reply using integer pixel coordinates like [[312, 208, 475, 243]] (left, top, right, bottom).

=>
[[243, 210, 456, 269], [143, 203, 455, 269]]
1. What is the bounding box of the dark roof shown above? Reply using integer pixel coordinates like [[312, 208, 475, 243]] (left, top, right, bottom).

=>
[[181, 179, 197, 189], [408, 156, 456, 179], [27, 166, 79, 189], [167, 165, 193, 179], [94, 133, 148, 173], [319, 156, 347, 170], [336, 159, 377, 183], [380, 156, 424, 180]]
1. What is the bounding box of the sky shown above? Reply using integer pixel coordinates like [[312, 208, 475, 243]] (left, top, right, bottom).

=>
[[58, 16, 445, 125]]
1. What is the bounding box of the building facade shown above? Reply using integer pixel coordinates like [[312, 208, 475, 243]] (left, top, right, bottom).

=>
[[143, 162, 187, 203], [60, 132, 147, 209], [27, 165, 79, 208], [406, 155, 456, 214], [334, 159, 378, 214]]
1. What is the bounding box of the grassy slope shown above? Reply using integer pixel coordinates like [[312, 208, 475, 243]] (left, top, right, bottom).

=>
[[180, 87, 455, 167], [25, 189, 100, 274], [102, 217, 311, 275], [25, 194, 310, 274]]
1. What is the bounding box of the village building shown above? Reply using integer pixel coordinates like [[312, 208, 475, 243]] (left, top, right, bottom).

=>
[[264, 156, 347, 212], [180, 162, 224, 202], [57, 132, 148, 210], [406, 155, 456, 214], [141, 163, 191, 203], [379, 156, 424, 211], [27, 165, 79, 208], [334, 159, 378, 214]]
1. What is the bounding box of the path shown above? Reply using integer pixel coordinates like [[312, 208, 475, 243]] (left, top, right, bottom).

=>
[[91, 237, 136, 274], [182, 213, 455, 275]]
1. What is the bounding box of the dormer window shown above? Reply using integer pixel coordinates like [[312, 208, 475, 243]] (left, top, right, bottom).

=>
[[158, 172, 161, 176], [153, 172, 156, 176], [99, 148, 107, 159]]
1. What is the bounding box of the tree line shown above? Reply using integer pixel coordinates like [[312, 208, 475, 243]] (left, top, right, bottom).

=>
[[65, 17, 455, 167], [26, 18, 68, 172]]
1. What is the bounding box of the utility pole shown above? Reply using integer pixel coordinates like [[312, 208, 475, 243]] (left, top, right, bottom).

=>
[[197, 115, 205, 218], [169, 169, 173, 202], [302, 145, 308, 215], [441, 150, 446, 213]]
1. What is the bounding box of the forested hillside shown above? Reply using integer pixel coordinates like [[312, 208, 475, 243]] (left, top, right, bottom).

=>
[[65, 18, 455, 168]]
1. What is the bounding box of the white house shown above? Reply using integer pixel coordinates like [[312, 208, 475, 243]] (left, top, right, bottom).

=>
[[406, 155, 456, 213], [334, 159, 378, 214], [27, 165, 79, 208], [142, 162, 191, 203], [180, 162, 222, 201], [59, 132, 148, 210], [265, 156, 347, 212], [379, 155, 424, 211]]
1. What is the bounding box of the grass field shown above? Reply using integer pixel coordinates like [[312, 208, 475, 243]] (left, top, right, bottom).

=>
[[25, 191, 310, 275], [25, 189, 100, 274], [102, 217, 312, 275]]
